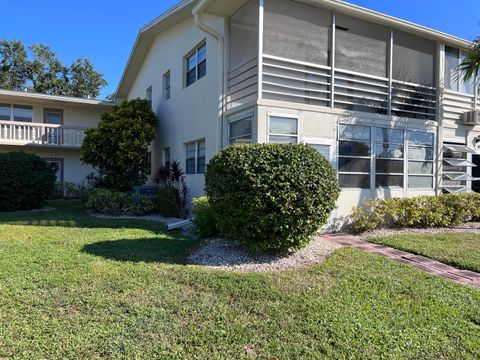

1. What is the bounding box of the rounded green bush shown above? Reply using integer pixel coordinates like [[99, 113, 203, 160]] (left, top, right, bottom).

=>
[[0, 152, 56, 211], [205, 144, 340, 252]]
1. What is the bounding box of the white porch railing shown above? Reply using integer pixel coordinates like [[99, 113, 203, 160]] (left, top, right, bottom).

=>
[[0, 120, 86, 148]]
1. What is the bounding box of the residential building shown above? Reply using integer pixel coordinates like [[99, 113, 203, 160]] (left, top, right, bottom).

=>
[[116, 0, 480, 219], [0, 89, 113, 185]]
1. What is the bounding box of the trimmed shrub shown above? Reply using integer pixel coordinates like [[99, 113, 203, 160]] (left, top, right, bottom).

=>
[[205, 144, 340, 252], [157, 187, 182, 218], [0, 152, 56, 211], [85, 188, 155, 216], [348, 193, 480, 234], [192, 197, 217, 238]]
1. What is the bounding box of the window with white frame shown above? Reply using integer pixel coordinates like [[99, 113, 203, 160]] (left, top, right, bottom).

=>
[[185, 42, 206, 88], [375, 128, 405, 188], [338, 124, 372, 189], [338, 124, 435, 189], [146, 86, 152, 107], [186, 140, 206, 174], [163, 71, 171, 101], [268, 116, 298, 144], [407, 131, 435, 188], [309, 144, 331, 161], [229, 114, 253, 144], [0, 104, 33, 122], [445, 46, 475, 94]]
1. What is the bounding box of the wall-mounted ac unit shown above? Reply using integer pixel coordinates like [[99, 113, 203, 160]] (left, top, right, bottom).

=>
[[462, 110, 480, 126]]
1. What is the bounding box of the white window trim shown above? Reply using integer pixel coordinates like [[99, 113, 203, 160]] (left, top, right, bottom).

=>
[[266, 113, 301, 144], [184, 40, 207, 88], [337, 124, 436, 191], [185, 139, 206, 175], [444, 46, 477, 96], [228, 112, 254, 144], [303, 137, 334, 162], [163, 71, 171, 101], [0, 104, 34, 122]]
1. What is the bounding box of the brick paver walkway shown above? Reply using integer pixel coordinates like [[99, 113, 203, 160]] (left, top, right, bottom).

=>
[[323, 234, 480, 288]]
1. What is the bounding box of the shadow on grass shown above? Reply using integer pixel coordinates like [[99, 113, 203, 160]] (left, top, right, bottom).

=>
[[82, 237, 194, 265], [0, 200, 166, 232]]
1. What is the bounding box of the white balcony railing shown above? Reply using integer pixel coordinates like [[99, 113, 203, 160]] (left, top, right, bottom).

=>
[[0, 120, 86, 148]]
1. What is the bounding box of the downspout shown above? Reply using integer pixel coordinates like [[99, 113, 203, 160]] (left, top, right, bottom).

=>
[[192, 0, 225, 153]]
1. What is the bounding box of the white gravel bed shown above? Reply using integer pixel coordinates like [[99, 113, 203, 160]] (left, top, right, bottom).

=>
[[188, 237, 343, 273], [363, 222, 480, 239]]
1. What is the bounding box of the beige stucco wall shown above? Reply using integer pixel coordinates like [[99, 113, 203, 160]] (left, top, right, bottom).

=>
[[126, 15, 225, 199], [0, 145, 93, 184], [256, 100, 438, 219], [0, 94, 110, 184]]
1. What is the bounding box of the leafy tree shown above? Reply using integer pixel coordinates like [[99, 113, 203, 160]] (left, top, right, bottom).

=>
[[0, 39, 107, 98], [459, 36, 480, 83], [81, 99, 158, 191], [0, 40, 29, 90]]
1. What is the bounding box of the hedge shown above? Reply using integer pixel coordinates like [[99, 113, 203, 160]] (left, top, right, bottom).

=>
[[205, 144, 340, 252], [85, 188, 156, 216], [0, 152, 56, 211], [348, 193, 480, 234]]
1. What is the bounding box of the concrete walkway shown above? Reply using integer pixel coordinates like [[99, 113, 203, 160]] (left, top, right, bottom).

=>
[[323, 234, 480, 288]]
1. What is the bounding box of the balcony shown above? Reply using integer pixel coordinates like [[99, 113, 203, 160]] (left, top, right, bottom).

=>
[[0, 120, 86, 148]]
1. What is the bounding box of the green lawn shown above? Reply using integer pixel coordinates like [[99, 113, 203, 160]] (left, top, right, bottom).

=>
[[368, 232, 480, 273], [0, 201, 479, 359]]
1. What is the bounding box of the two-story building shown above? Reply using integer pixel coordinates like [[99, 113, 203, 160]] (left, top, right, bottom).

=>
[[0, 89, 113, 185], [116, 0, 480, 219]]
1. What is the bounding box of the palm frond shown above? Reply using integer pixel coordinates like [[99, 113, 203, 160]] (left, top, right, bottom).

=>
[[458, 36, 480, 84]]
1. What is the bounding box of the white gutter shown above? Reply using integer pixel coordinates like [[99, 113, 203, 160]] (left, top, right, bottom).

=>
[[192, 0, 225, 152]]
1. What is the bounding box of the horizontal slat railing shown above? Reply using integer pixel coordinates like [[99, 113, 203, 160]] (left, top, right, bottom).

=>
[[334, 69, 389, 114], [0, 120, 86, 148], [227, 58, 258, 109], [262, 54, 331, 106], [391, 80, 437, 120], [443, 90, 475, 121]]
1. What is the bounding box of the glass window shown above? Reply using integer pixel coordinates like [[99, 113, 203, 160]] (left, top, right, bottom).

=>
[[339, 174, 370, 189], [407, 131, 434, 146], [197, 140, 206, 174], [268, 116, 298, 144], [338, 158, 370, 173], [163, 71, 171, 101], [13, 105, 33, 122], [376, 159, 403, 174], [409, 176, 433, 189], [376, 175, 403, 188], [0, 104, 10, 120], [408, 161, 433, 175], [375, 144, 404, 159], [338, 124, 371, 141], [445, 46, 475, 94], [229, 115, 252, 144], [375, 128, 404, 144], [186, 143, 196, 174], [185, 42, 206, 87], [338, 124, 371, 189], [46, 159, 63, 183], [186, 140, 206, 174], [310, 144, 330, 160]]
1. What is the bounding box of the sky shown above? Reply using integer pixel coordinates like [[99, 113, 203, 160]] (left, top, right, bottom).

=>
[[1, 0, 480, 99]]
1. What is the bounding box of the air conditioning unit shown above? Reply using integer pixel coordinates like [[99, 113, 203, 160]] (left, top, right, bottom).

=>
[[462, 110, 480, 126]]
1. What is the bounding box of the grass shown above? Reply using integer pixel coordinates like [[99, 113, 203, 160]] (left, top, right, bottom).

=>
[[368, 232, 480, 273], [0, 201, 479, 359]]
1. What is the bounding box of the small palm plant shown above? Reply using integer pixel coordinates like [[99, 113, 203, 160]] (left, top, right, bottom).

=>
[[459, 36, 480, 83]]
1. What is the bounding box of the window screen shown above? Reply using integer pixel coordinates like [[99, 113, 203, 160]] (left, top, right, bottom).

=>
[[230, 0, 258, 69], [335, 13, 389, 77], [263, 0, 331, 66], [393, 30, 436, 85]]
